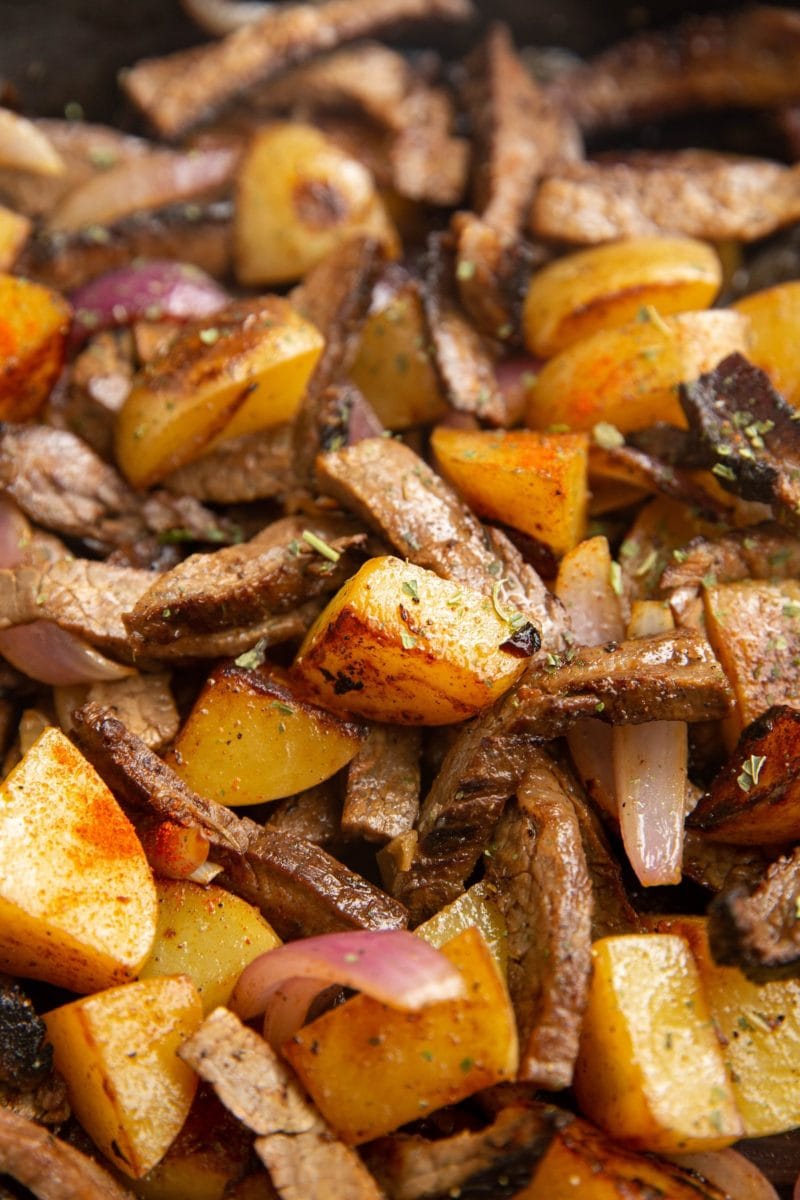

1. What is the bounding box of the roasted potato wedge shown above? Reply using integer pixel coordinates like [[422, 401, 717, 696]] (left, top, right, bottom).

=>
[[0, 272, 70, 420], [733, 280, 800, 407]]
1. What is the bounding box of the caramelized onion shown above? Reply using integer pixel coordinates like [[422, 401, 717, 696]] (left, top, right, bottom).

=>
[[0, 623, 133, 686], [0, 108, 64, 176], [70, 260, 228, 347], [231, 930, 466, 1049], [181, 0, 270, 35]]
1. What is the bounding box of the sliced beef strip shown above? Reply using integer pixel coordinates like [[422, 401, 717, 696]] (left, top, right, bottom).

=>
[[56, 672, 179, 752], [122, 0, 474, 139], [316, 436, 566, 651], [290, 236, 385, 491], [265, 781, 343, 848], [547, 6, 800, 135], [341, 724, 422, 844], [388, 86, 469, 208], [179, 1007, 383, 1200], [17, 199, 233, 293], [0, 1074, 69, 1129], [363, 1104, 557, 1200], [123, 514, 365, 651], [589, 442, 731, 524], [679, 352, 800, 533], [393, 629, 732, 921], [485, 751, 592, 1090], [0, 560, 155, 658], [70, 703, 407, 938], [660, 523, 800, 591], [708, 843, 800, 981], [532, 152, 800, 245], [453, 24, 581, 341], [129, 602, 323, 663], [682, 829, 770, 895], [0, 1107, 133, 1200], [0, 977, 51, 1091], [162, 424, 292, 504], [54, 329, 134, 460]]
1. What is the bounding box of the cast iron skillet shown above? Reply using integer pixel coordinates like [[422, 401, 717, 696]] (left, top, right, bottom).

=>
[[0, 0, 799, 1195]]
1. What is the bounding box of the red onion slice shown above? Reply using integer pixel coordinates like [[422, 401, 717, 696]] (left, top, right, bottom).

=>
[[0, 623, 134, 686], [70, 260, 229, 347], [231, 930, 466, 1048]]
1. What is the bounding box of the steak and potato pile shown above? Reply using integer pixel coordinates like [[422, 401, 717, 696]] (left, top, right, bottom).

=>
[[0, 1, 800, 1196]]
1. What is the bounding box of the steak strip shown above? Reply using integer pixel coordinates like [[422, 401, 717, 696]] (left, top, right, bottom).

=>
[[162, 423, 292, 504], [660, 523, 800, 591], [0, 1108, 132, 1200], [70, 703, 407, 938], [393, 629, 732, 921], [486, 751, 592, 1090], [122, 0, 475, 139], [709, 843, 800, 981], [179, 1007, 383, 1200], [342, 725, 422, 844]]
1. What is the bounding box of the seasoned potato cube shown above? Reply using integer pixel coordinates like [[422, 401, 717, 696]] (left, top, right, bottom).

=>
[[167, 662, 365, 806], [415, 880, 508, 977], [733, 280, 800, 407], [350, 281, 447, 429], [526, 310, 750, 434], [139, 880, 281, 1013], [234, 122, 399, 286], [703, 581, 800, 749], [573, 934, 742, 1152], [0, 273, 70, 420], [293, 556, 529, 724], [116, 297, 323, 488], [0, 727, 156, 993], [45, 975, 203, 1179], [523, 236, 722, 358], [656, 916, 800, 1138], [0, 205, 31, 271], [284, 926, 517, 1144], [522, 1117, 729, 1199], [431, 427, 588, 558]]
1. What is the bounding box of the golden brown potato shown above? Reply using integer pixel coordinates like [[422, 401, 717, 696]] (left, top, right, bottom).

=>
[[733, 280, 800, 407], [234, 123, 399, 286], [292, 555, 529, 724], [167, 662, 365, 806], [573, 934, 742, 1152], [523, 236, 722, 358], [139, 879, 281, 1013], [526, 310, 750, 434], [350, 281, 447, 429], [0, 726, 156, 993], [431, 427, 589, 558], [45, 975, 203, 1179], [415, 880, 508, 978], [0, 273, 71, 420], [284, 927, 518, 1145], [116, 297, 323, 488]]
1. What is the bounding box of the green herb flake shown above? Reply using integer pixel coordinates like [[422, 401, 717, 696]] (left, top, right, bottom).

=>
[[592, 421, 625, 450], [272, 701, 294, 716], [400, 631, 417, 650], [402, 579, 420, 602], [234, 638, 268, 670], [456, 259, 476, 281], [198, 327, 220, 346], [301, 530, 341, 563], [459, 1057, 474, 1073], [609, 561, 623, 596], [737, 753, 767, 792], [712, 463, 736, 482]]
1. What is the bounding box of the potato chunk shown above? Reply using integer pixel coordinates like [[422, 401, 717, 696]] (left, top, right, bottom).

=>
[[167, 662, 365, 806], [431, 427, 588, 558], [0, 205, 31, 271], [526, 309, 750, 434], [116, 297, 323, 488], [573, 934, 742, 1152], [733, 280, 800, 407], [0, 727, 156, 993], [0, 273, 70, 420], [284, 927, 518, 1144], [45, 975, 203, 1179], [293, 556, 529, 724], [523, 236, 722, 358], [234, 122, 399, 286], [139, 880, 281, 1013], [415, 880, 508, 977]]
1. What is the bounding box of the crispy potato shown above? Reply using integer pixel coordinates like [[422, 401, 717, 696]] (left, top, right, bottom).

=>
[[0, 272, 71, 420], [526, 310, 750, 434], [523, 237, 722, 358], [139, 880, 281, 1014], [132, 1089, 256, 1200], [415, 880, 508, 977], [703, 581, 800, 749], [234, 122, 399, 286], [431, 427, 588, 558], [0, 726, 156, 993], [45, 975, 203, 1179], [284, 926, 518, 1145], [116, 297, 323, 488], [655, 917, 800, 1138], [292, 555, 529, 724], [573, 934, 743, 1152], [733, 280, 800, 407], [166, 662, 365, 806], [522, 1117, 729, 1199], [350, 281, 447, 429], [0, 205, 31, 271]]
